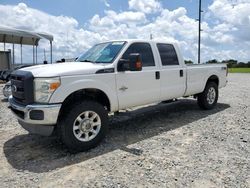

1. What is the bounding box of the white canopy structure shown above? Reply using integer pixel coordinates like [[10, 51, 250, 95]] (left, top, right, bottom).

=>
[[0, 26, 54, 66]]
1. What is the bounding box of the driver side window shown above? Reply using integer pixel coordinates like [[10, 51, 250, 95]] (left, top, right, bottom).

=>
[[122, 43, 155, 67]]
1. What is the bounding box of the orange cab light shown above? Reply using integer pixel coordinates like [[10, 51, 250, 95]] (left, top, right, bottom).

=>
[[136, 61, 142, 69]]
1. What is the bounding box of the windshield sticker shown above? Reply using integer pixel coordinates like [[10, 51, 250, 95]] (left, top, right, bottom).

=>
[[112, 42, 124, 45]]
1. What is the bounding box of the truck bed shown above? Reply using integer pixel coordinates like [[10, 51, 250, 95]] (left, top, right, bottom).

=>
[[184, 63, 227, 96]]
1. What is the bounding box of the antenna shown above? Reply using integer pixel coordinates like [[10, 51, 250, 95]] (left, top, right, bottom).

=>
[[230, 0, 237, 8], [44, 48, 47, 61]]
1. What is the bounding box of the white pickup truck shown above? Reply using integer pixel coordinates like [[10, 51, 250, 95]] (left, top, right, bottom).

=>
[[9, 39, 227, 152]]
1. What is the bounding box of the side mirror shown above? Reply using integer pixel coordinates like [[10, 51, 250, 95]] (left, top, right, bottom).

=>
[[117, 53, 142, 72]]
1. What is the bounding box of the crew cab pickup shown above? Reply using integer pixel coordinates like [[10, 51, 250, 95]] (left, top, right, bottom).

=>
[[9, 39, 227, 152]]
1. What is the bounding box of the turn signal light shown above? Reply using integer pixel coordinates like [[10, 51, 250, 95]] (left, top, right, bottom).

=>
[[50, 82, 60, 90]]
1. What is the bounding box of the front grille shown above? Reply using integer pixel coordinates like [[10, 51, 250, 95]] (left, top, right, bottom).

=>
[[11, 70, 34, 105]]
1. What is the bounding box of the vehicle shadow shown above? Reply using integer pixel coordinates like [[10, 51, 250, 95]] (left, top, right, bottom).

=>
[[3, 99, 230, 173], [1, 98, 8, 102]]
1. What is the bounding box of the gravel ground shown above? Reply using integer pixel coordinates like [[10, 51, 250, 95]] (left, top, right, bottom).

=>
[[0, 74, 249, 188]]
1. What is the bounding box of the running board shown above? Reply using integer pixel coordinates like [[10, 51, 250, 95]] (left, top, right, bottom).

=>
[[161, 99, 178, 104]]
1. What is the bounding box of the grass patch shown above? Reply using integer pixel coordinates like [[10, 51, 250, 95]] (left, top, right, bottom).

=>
[[229, 68, 250, 73]]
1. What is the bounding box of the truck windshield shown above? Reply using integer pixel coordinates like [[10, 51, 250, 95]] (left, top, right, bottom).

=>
[[76, 41, 126, 63]]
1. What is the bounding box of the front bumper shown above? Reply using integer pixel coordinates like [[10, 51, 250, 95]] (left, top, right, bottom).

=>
[[9, 96, 62, 136]]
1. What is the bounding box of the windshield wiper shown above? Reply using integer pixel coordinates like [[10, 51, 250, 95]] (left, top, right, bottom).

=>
[[79, 59, 95, 63], [95, 61, 110, 64]]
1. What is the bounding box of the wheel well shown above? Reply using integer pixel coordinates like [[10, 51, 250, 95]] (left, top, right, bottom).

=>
[[60, 88, 111, 114], [207, 75, 219, 86]]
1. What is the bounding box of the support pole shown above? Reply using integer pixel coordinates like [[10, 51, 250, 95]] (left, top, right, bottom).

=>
[[50, 41, 52, 64], [32, 38, 35, 65], [21, 43, 23, 64], [3, 34, 6, 51], [12, 35, 15, 68], [36, 45, 38, 64], [33, 44, 35, 65], [20, 37, 23, 65], [198, 0, 202, 64]]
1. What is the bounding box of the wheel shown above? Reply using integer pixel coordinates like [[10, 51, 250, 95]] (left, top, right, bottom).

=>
[[197, 82, 218, 110], [58, 100, 108, 153], [6, 75, 10, 82]]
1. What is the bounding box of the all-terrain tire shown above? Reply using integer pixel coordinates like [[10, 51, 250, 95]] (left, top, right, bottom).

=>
[[197, 82, 218, 110], [58, 100, 108, 153]]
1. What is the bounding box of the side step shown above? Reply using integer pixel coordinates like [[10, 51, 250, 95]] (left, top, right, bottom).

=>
[[161, 98, 178, 104]]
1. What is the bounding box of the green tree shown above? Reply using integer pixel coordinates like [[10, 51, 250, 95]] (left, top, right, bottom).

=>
[[206, 59, 219, 64], [185, 60, 194, 64], [223, 59, 237, 68], [237, 62, 248, 68]]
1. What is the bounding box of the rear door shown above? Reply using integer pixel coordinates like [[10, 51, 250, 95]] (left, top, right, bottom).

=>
[[116, 42, 161, 109], [156, 43, 186, 100]]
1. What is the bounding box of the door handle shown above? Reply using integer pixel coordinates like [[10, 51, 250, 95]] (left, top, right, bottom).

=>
[[119, 86, 128, 91], [155, 71, 160, 80], [180, 70, 183, 77]]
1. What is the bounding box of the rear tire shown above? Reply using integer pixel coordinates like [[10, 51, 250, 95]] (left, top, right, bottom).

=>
[[197, 82, 218, 110], [58, 100, 108, 153]]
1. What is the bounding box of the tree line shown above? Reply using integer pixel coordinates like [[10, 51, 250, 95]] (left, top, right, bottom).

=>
[[185, 59, 250, 68]]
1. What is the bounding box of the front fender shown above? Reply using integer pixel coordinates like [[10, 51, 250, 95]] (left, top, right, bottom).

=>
[[49, 74, 118, 112]]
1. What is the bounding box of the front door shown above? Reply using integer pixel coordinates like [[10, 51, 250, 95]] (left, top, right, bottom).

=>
[[116, 42, 161, 109]]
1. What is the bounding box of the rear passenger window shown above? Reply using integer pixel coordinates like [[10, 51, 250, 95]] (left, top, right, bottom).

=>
[[122, 43, 155, 67], [157, 44, 179, 66]]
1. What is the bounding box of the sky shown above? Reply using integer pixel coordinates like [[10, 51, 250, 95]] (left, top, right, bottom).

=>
[[0, 0, 249, 64]]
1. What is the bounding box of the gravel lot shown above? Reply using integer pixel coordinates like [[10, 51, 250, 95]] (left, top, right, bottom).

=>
[[0, 74, 249, 188]]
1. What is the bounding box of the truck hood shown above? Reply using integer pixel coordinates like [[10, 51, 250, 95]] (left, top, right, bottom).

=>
[[20, 62, 113, 77]]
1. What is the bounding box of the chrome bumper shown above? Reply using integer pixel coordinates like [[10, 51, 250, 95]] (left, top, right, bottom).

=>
[[9, 96, 61, 125]]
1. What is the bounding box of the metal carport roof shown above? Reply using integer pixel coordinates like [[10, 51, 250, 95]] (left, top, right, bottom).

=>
[[0, 26, 53, 65], [0, 26, 53, 45]]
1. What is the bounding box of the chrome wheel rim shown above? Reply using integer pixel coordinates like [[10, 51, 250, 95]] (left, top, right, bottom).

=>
[[207, 87, 216, 105], [73, 111, 101, 142]]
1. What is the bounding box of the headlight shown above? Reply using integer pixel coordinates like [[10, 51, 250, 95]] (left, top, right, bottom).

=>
[[34, 77, 61, 103]]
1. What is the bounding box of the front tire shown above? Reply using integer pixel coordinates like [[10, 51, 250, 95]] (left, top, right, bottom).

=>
[[58, 100, 108, 153], [197, 82, 218, 110]]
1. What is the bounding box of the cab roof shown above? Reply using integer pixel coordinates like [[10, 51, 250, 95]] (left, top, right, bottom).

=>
[[105, 39, 175, 45]]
